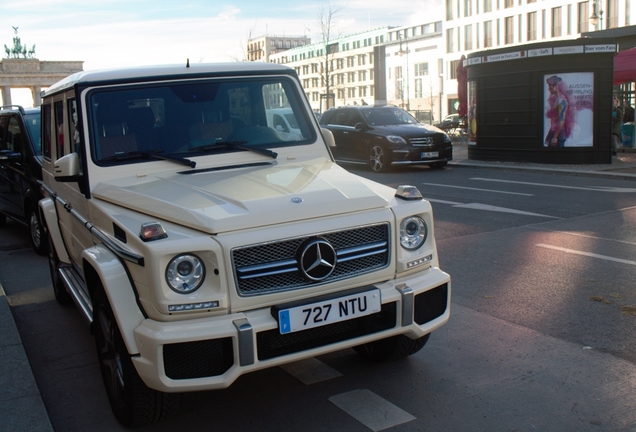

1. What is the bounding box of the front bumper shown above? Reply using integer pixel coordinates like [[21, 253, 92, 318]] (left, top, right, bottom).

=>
[[132, 267, 450, 393], [391, 145, 453, 166]]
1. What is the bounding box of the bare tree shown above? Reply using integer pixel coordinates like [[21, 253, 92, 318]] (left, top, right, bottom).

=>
[[233, 22, 259, 62], [314, 3, 343, 111]]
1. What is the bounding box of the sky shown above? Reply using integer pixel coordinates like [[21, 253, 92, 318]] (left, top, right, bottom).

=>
[[2, 0, 442, 107]]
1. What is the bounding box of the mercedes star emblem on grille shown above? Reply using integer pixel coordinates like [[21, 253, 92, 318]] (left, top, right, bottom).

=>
[[297, 238, 337, 281]]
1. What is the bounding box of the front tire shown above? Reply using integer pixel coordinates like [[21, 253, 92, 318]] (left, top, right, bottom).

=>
[[28, 206, 48, 255], [48, 234, 72, 305], [369, 145, 390, 172], [354, 333, 430, 361], [93, 287, 179, 426]]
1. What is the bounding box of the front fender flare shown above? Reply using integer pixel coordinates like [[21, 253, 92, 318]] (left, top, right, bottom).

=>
[[82, 245, 145, 354]]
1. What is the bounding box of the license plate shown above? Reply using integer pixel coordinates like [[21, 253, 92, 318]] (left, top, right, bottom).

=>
[[421, 151, 439, 158], [278, 290, 381, 334]]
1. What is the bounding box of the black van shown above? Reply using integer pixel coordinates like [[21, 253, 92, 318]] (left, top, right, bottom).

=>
[[0, 105, 47, 254]]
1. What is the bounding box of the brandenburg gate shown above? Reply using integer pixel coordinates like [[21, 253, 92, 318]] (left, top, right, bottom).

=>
[[1, 28, 83, 107]]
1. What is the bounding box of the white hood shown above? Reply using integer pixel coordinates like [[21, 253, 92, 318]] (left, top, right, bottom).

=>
[[91, 158, 394, 234]]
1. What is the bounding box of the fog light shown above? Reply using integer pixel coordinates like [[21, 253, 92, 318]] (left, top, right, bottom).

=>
[[169, 301, 219, 312], [406, 254, 433, 269]]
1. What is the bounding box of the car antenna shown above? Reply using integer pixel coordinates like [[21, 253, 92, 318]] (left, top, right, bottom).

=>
[[186, 58, 190, 68]]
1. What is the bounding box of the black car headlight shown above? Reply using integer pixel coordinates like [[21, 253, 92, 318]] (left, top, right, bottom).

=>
[[400, 216, 427, 250], [165, 254, 205, 293], [386, 135, 407, 144]]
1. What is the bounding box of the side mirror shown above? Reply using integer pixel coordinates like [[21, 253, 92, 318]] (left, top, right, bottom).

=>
[[53, 152, 81, 182], [321, 127, 336, 147], [354, 122, 367, 131], [0, 149, 21, 163]]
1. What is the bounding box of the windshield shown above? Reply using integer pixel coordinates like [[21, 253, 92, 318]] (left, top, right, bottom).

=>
[[89, 77, 315, 165], [24, 112, 42, 155], [363, 108, 418, 126]]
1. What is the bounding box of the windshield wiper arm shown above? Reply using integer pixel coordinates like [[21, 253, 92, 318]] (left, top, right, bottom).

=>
[[189, 141, 278, 159], [101, 150, 196, 168]]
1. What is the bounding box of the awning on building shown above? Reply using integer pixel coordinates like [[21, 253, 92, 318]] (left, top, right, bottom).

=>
[[614, 47, 636, 84]]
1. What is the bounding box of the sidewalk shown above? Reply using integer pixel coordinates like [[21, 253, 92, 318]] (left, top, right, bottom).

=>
[[449, 139, 636, 180], [0, 283, 54, 432], [1, 144, 635, 432]]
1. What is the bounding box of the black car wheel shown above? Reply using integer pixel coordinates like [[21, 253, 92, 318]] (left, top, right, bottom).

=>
[[93, 286, 179, 426], [354, 333, 430, 361], [28, 206, 48, 255], [48, 234, 72, 305], [369, 145, 390, 172]]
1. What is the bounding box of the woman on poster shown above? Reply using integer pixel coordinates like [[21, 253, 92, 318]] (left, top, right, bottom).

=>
[[544, 75, 574, 147]]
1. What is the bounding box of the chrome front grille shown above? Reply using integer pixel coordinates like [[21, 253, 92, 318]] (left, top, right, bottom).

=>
[[410, 136, 441, 146], [232, 223, 390, 297]]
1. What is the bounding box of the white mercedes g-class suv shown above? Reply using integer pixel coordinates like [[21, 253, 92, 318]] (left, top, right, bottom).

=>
[[39, 62, 450, 426]]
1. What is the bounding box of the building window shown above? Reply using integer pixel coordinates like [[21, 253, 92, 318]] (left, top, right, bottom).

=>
[[347, 72, 355, 83], [484, 20, 493, 47], [358, 54, 366, 65], [464, 24, 473, 50], [464, 0, 472, 17], [414, 63, 429, 76], [552, 7, 562, 37], [607, 0, 618, 28], [567, 4, 572, 35], [484, 0, 492, 13], [542, 9, 546, 39], [449, 60, 460, 80], [347, 56, 355, 67], [358, 70, 367, 81], [395, 66, 402, 79], [414, 78, 423, 98], [446, 28, 455, 53], [446, 0, 455, 20], [504, 0, 513, 7], [505, 16, 514, 44], [348, 87, 357, 98], [577, 2, 589, 33], [359, 86, 367, 97]]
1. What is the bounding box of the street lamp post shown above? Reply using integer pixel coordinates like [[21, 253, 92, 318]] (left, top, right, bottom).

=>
[[398, 33, 410, 112], [589, 0, 604, 31]]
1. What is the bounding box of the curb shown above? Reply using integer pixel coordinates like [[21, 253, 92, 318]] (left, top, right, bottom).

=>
[[0, 283, 54, 432]]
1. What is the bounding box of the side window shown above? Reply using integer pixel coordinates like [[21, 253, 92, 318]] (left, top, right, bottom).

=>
[[42, 104, 52, 160], [348, 112, 363, 127], [54, 100, 64, 158], [333, 111, 351, 126], [7, 117, 24, 155], [0, 116, 7, 151], [68, 98, 80, 152]]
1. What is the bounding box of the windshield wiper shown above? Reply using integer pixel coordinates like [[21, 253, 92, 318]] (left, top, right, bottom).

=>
[[101, 150, 196, 168], [189, 141, 278, 159]]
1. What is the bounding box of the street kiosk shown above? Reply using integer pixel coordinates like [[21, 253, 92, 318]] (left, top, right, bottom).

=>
[[465, 39, 617, 164]]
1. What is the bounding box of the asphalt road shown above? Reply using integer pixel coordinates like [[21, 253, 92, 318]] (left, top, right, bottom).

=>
[[2, 164, 636, 431]]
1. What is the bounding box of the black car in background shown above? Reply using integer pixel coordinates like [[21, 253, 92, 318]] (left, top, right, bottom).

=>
[[320, 105, 452, 172], [0, 105, 47, 254]]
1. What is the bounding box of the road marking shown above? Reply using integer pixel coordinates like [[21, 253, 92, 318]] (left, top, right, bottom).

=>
[[329, 389, 415, 431], [536, 244, 636, 266], [279, 357, 342, 385], [421, 182, 534, 196], [472, 178, 636, 193], [425, 198, 560, 218]]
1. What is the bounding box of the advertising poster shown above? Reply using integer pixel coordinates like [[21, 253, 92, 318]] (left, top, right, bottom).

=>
[[467, 80, 477, 145], [543, 72, 594, 147]]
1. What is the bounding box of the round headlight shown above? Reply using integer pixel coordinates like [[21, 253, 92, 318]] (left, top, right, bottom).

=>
[[165, 254, 205, 293], [400, 216, 427, 250]]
